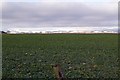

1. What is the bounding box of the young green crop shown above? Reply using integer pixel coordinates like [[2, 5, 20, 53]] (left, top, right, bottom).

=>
[[2, 34, 119, 78]]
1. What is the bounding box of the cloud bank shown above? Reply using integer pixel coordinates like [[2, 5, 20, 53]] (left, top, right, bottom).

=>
[[1, 1, 118, 31]]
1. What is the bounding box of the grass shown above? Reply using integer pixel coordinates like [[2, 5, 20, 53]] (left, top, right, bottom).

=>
[[2, 34, 119, 78]]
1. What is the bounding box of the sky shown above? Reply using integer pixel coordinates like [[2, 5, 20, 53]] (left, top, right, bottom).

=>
[[1, 0, 119, 31]]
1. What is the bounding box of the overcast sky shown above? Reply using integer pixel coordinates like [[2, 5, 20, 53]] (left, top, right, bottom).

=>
[[1, 0, 118, 31]]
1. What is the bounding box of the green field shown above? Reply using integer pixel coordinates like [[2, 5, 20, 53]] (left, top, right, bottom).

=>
[[2, 34, 119, 78]]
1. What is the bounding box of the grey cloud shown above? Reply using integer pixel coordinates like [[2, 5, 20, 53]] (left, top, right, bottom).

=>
[[2, 2, 118, 30]]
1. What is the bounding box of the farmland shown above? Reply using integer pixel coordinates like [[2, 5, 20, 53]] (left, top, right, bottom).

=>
[[2, 34, 119, 78]]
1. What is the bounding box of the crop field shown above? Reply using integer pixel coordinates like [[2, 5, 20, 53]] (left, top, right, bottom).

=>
[[2, 34, 119, 78]]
